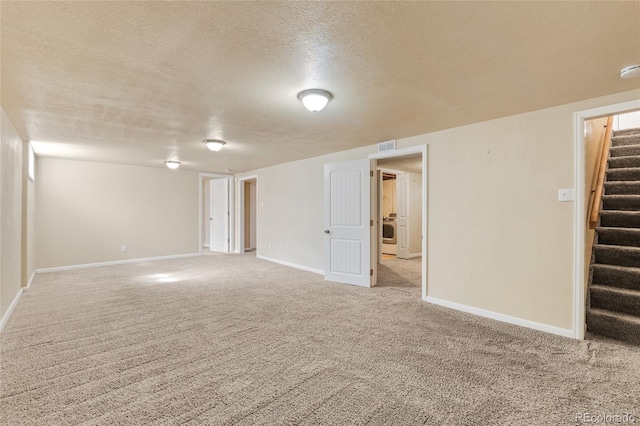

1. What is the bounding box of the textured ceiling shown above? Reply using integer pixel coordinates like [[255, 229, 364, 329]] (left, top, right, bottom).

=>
[[1, 1, 639, 173]]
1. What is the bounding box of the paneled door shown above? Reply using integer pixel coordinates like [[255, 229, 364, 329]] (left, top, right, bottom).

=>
[[324, 160, 372, 287], [209, 178, 229, 252], [396, 173, 410, 259]]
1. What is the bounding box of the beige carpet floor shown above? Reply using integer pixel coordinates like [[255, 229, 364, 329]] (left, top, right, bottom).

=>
[[376, 257, 421, 290], [1, 253, 639, 425]]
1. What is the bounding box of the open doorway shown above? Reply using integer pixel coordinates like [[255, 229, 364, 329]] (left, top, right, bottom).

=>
[[370, 147, 426, 296], [322, 148, 426, 291], [583, 108, 640, 343], [573, 99, 640, 339], [238, 176, 258, 254]]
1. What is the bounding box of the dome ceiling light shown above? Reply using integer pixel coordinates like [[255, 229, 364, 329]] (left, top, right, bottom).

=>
[[204, 139, 226, 152], [297, 89, 333, 112], [165, 160, 181, 169], [620, 64, 640, 79]]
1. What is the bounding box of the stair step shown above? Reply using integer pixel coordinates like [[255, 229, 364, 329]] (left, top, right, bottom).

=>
[[592, 264, 640, 291], [606, 168, 640, 181], [596, 227, 640, 247], [611, 134, 640, 147], [602, 195, 640, 211], [610, 145, 640, 158], [604, 181, 640, 195], [599, 211, 640, 228], [586, 308, 640, 345], [613, 128, 640, 137], [608, 155, 640, 169], [593, 245, 640, 268], [590, 285, 640, 317]]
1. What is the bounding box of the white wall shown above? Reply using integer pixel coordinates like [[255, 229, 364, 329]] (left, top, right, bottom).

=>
[[25, 177, 35, 282], [381, 178, 396, 217], [236, 88, 640, 332], [614, 111, 640, 130], [1, 108, 23, 320], [36, 158, 200, 269]]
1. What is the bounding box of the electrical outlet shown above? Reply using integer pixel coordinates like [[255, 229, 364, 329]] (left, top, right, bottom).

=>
[[121, 245, 127, 252], [269, 243, 272, 249], [286, 244, 289, 250]]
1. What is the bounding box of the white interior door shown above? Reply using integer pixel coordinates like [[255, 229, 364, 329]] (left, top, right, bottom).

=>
[[324, 159, 372, 287], [209, 178, 229, 252], [396, 173, 410, 259]]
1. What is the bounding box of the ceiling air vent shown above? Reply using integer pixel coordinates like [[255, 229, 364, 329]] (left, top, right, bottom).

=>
[[378, 140, 396, 152]]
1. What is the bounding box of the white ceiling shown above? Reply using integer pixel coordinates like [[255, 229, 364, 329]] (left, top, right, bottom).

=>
[[1, 2, 639, 173]]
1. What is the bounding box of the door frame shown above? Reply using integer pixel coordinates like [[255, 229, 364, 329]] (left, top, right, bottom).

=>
[[573, 99, 640, 339], [369, 145, 428, 299], [237, 175, 258, 254], [198, 172, 234, 255]]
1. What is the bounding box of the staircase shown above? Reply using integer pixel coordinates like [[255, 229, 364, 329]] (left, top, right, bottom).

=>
[[587, 127, 640, 345]]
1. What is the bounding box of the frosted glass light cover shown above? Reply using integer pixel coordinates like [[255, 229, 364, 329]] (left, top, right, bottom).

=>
[[298, 89, 332, 112], [204, 139, 226, 151]]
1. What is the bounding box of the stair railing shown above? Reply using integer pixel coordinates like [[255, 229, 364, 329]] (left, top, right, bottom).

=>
[[589, 116, 614, 229]]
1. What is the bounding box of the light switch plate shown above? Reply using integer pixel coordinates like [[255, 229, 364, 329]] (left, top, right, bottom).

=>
[[558, 188, 575, 202]]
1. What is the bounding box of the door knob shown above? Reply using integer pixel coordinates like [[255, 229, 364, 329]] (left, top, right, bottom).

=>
[[324, 230, 330, 234]]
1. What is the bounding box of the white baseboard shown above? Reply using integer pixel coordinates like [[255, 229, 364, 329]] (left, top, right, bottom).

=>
[[409, 253, 422, 258], [36, 253, 201, 273], [0, 288, 23, 332], [203, 244, 210, 248], [256, 255, 324, 276], [424, 296, 574, 339], [27, 270, 36, 287]]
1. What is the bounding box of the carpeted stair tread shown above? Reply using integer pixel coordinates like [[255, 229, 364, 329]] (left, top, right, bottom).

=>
[[596, 227, 640, 247], [588, 127, 640, 345], [606, 167, 640, 181], [593, 244, 640, 268], [613, 128, 640, 137], [604, 181, 640, 195], [602, 194, 640, 210], [586, 308, 640, 345], [592, 264, 640, 291], [599, 211, 640, 228], [608, 155, 640, 169], [611, 134, 640, 147], [590, 285, 640, 317], [610, 145, 640, 158]]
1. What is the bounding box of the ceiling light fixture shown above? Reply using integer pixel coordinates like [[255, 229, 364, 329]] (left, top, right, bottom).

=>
[[620, 64, 640, 79], [165, 160, 181, 169], [204, 139, 226, 152], [297, 89, 333, 112]]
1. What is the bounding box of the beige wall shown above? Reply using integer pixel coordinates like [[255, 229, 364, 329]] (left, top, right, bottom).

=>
[[408, 172, 422, 256], [35, 158, 200, 269], [236, 88, 640, 331], [584, 117, 608, 282], [243, 181, 257, 250], [1, 108, 24, 319]]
